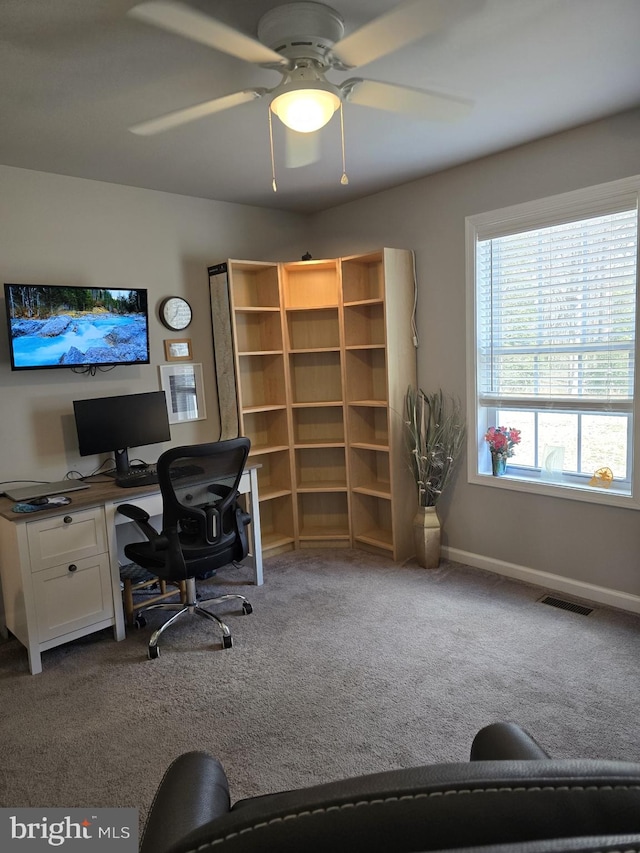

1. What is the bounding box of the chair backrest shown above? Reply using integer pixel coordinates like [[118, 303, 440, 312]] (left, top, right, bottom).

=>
[[156, 438, 251, 577]]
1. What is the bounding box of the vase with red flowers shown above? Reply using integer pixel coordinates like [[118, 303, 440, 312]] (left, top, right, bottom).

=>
[[484, 426, 521, 476]]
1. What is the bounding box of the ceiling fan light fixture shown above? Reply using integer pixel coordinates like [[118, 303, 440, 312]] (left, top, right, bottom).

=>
[[271, 88, 340, 133]]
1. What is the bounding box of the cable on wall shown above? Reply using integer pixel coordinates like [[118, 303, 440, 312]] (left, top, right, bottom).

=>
[[411, 249, 419, 348], [71, 364, 117, 376]]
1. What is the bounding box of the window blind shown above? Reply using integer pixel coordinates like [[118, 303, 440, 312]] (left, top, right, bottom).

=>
[[476, 207, 638, 410]]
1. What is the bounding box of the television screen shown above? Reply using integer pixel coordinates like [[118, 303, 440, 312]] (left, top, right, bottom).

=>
[[4, 283, 150, 370]]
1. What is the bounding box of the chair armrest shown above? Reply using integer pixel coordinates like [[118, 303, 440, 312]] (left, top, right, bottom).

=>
[[116, 503, 150, 523], [116, 503, 161, 544], [140, 752, 230, 853], [470, 722, 550, 760], [162, 758, 640, 853], [233, 506, 252, 560]]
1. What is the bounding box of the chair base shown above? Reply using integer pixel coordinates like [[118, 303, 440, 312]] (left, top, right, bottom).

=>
[[136, 577, 252, 659]]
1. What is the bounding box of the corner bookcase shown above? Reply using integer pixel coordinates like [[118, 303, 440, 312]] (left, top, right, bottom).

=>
[[220, 249, 417, 562]]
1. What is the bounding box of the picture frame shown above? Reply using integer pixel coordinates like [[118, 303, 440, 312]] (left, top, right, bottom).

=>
[[159, 362, 206, 424], [164, 338, 193, 361]]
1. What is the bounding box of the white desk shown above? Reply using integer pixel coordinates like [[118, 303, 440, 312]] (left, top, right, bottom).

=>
[[0, 466, 262, 674]]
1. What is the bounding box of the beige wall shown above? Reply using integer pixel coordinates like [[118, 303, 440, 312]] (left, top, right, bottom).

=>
[[310, 108, 640, 606], [0, 165, 309, 483]]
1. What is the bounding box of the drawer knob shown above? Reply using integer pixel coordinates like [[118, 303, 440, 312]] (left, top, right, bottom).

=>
[[68, 564, 78, 573], [63, 516, 73, 524]]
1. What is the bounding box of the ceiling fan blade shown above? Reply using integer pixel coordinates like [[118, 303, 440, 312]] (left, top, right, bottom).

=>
[[128, 1, 287, 66], [285, 129, 320, 168], [342, 79, 473, 121], [129, 89, 266, 135], [332, 0, 459, 69]]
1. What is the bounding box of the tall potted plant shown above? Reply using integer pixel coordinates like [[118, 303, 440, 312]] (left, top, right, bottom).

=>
[[405, 387, 466, 568]]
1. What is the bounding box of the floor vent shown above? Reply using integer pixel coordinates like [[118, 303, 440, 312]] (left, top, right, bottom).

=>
[[539, 595, 593, 616]]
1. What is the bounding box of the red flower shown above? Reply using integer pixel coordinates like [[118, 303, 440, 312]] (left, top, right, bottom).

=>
[[491, 433, 507, 450], [484, 425, 521, 458]]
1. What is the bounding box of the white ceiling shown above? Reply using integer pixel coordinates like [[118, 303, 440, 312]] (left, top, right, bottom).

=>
[[2, 0, 639, 214]]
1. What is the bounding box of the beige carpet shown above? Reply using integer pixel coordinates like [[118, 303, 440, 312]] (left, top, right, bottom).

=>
[[0, 549, 639, 826]]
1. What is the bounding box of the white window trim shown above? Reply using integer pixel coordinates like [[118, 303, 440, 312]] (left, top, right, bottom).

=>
[[465, 175, 640, 510]]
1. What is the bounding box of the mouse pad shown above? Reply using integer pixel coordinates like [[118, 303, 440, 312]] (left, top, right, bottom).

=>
[[12, 496, 72, 513]]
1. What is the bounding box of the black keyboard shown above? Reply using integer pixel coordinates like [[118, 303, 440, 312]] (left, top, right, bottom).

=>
[[116, 466, 158, 488], [115, 464, 204, 489]]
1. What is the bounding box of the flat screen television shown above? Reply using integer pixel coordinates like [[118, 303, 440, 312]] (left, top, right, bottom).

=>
[[73, 390, 171, 476], [4, 283, 150, 370]]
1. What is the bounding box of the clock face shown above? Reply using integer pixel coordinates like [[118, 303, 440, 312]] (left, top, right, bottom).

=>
[[161, 297, 192, 330]]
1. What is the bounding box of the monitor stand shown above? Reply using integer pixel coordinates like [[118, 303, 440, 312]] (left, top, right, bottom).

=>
[[104, 448, 131, 478]]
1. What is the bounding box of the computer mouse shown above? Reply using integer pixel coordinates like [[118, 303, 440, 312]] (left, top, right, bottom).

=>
[[28, 497, 50, 506]]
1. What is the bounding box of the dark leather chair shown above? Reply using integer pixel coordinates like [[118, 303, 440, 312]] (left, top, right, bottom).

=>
[[140, 722, 640, 853], [117, 438, 253, 659]]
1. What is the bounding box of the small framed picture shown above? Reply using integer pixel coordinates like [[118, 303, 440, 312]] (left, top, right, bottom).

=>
[[164, 338, 192, 361], [159, 363, 206, 424]]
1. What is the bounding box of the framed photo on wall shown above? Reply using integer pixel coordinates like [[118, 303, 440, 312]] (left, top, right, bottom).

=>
[[159, 362, 206, 424], [164, 338, 193, 361]]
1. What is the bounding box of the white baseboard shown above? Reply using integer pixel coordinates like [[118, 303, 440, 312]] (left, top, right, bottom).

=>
[[442, 546, 640, 615]]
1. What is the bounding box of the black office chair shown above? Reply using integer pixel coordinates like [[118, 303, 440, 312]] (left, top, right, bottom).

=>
[[140, 721, 640, 853], [116, 438, 253, 659]]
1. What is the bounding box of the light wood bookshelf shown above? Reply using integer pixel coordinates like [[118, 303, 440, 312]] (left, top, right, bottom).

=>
[[342, 250, 417, 560], [223, 250, 417, 561], [225, 261, 296, 556]]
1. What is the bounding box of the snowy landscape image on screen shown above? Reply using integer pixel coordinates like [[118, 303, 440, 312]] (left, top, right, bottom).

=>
[[6, 286, 149, 368]]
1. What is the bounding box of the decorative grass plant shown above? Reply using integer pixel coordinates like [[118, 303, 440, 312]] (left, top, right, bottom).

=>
[[405, 387, 466, 507]]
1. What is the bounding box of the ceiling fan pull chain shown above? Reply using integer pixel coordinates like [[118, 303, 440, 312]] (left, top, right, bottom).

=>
[[340, 102, 349, 186], [268, 109, 278, 192]]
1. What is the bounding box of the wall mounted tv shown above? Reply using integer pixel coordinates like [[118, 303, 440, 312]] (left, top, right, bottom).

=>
[[4, 283, 150, 371]]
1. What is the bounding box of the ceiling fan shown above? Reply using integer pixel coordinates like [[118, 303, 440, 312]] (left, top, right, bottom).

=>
[[127, 0, 473, 179]]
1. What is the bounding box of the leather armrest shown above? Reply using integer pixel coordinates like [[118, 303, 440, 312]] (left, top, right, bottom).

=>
[[168, 759, 640, 853], [470, 722, 550, 760], [140, 752, 230, 853]]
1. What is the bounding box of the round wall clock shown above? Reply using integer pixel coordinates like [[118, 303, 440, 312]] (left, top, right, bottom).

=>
[[160, 296, 192, 331]]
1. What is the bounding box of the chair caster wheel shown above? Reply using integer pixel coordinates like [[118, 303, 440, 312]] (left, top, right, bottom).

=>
[[222, 635, 233, 649], [148, 645, 160, 660], [134, 614, 147, 629], [242, 602, 253, 615]]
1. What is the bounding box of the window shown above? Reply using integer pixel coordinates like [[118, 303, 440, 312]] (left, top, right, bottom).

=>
[[466, 177, 639, 507]]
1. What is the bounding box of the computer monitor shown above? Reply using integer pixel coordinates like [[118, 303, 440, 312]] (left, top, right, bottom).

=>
[[73, 391, 171, 476]]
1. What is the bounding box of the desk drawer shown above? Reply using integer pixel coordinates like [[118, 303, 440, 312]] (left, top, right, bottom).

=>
[[32, 554, 113, 642], [27, 507, 107, 572]]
